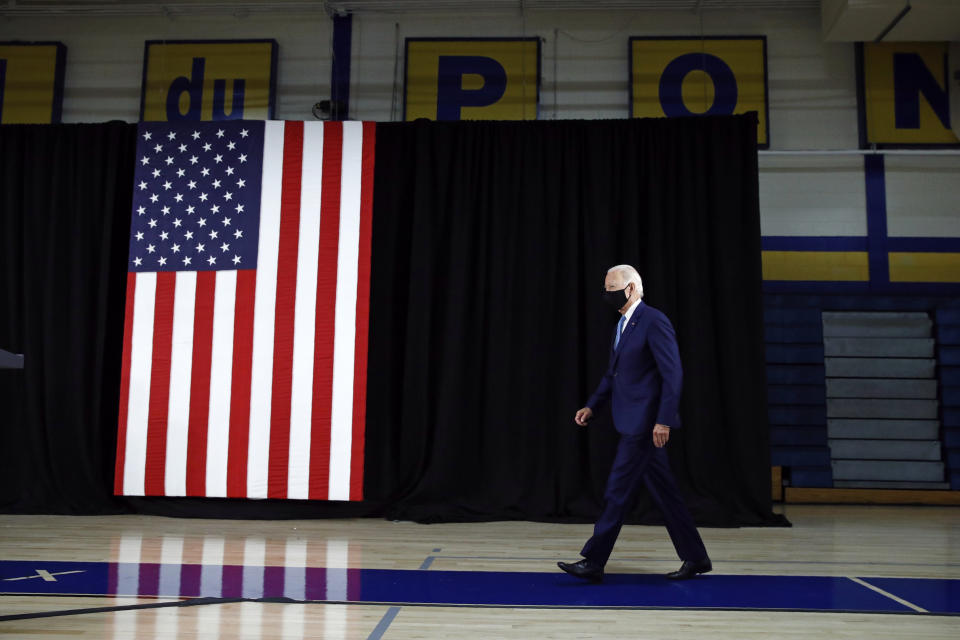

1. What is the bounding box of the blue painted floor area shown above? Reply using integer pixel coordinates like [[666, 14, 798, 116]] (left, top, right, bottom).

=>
[[863, 577, 960, 615], [1, 560, 958, 615]]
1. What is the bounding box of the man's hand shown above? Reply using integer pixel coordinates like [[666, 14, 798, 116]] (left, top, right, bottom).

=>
[[653, 424, 670, 448], [574, 407, 593, 427]]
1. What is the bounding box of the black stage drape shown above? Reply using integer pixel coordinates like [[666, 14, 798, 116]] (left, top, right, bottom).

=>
[[1, 123, 137, 512], [1, 116, 786, 527], [368, 116, 783, 526]]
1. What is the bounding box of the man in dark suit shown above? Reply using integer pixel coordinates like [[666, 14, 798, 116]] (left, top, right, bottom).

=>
[[558, 265, 711, 582]]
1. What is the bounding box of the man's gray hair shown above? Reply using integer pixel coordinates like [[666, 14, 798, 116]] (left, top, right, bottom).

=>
[[607, 264, 644, 298]]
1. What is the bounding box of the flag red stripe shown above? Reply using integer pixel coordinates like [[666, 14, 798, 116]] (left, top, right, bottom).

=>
[[268, 121, 305, 499], [143, 272, 177, 496], [114, 273, 137, 495], [227, 269, 257, 498], [348, 543, 363, 601], [350, 122, 376, 501], [185, 271, 216, 496], [308, 122, 344, 499]]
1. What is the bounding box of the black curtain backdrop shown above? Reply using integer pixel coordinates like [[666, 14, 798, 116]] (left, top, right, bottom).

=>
[[367, 116, 783, 526], [1, 116, 786, 527], [1, 123, 137, 513]]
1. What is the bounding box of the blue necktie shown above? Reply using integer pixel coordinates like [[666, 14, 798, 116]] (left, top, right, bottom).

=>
[[614, 315, 627, 350]]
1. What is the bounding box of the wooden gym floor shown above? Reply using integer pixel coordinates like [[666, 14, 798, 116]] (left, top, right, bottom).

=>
[[1, 504, 958, 638]]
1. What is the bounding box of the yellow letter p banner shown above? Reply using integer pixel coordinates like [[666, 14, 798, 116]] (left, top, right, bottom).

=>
[[405, 38, 540, 121]]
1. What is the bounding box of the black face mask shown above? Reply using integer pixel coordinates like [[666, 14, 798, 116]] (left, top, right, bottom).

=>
[[602, 286, 629, 308]]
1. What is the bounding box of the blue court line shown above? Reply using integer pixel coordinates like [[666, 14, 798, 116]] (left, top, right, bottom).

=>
[[367, 550, 441, 640], [1, 560, 958, 616], [367, 606, 401, 640]]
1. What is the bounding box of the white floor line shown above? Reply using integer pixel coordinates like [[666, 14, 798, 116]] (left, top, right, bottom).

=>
[[847, 576, 928, 613]]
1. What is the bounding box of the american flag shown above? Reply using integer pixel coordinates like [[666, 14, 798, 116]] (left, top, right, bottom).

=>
[[115, 120, 375, 501]]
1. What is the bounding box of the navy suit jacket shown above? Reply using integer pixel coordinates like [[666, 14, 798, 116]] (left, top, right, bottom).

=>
[[586, 301, 683, 435]]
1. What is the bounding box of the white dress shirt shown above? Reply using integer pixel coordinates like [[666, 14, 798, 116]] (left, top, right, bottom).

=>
[[619, 297, 642, 335]]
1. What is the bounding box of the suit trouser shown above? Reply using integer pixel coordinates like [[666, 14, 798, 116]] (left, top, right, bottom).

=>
[[580, 432, 708, 567]]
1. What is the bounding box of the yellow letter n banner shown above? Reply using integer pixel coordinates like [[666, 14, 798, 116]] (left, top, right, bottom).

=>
[[630, 37, 769, 147], [858, 42, 959, 146], [405, 38, 540, 121], [0, 42, 66, 123], [140, 40, 277, 122]]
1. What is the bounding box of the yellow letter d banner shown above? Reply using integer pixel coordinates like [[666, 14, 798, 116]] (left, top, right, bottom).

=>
[[140, 39, 277, 122]]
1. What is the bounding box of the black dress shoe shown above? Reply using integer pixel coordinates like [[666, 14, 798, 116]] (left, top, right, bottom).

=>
[[666, 558, 712, 580], [557, 559, 604, 582]]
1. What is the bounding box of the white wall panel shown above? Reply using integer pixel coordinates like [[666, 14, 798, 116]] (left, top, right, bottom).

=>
[[885, 156, 960, 238], [0, 12, 331, 122], [351, 8, 860, 148], [2, 7, 957, 242], [759, 156, 867, 237]]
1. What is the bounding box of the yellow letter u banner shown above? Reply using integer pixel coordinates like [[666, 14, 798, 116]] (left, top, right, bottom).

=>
[[140, 40, 277, 122]]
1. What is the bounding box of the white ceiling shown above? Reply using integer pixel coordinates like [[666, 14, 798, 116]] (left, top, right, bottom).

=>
[[323, 0, 821, 10], [822, 0, 960, 42], [0, 0, 823, 15], [2, 0, 958, 42]]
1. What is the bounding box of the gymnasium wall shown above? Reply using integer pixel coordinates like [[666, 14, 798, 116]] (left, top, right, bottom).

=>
[[4, 9, 956, 276], [2, 6, 958, 491]]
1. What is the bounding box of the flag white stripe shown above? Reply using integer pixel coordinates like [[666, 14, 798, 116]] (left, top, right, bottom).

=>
[[196, 600, 222, 638], [200, 536, 224, 598], [247, 121, 285, 499], [158, 535, 184, 597], [156, 607, 179, 638], [112, 605, 137, 639], [159, 535, 184, 564], [284, 538, 307, 601], [206, 270, 236, 497], [117, 534, 143, 564], [239, 601, 262, 640], [201, 536, 226, 565], [115, 534, 143, 598], [325, 605, 348, 637], [165, 272, 196, 497], [282, 604, 307, 640], [242, 537, 266, 599], [329, 122, 364, 501], [286, 537, 308, 567], [124, 272, 157, 496], [325, 539, 350, 601], [288, 122, 325, 499]]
